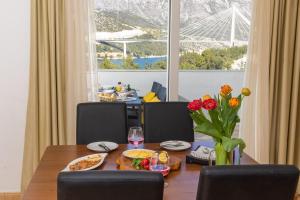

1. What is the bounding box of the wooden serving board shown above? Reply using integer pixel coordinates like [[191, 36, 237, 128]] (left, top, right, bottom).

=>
[[116, 155, 182, 171]]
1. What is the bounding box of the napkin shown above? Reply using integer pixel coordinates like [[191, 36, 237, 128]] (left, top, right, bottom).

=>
[[190, 146, 216, 160]]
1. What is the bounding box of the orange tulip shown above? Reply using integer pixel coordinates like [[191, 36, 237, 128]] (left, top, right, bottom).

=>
[[229, 97, 239, 108], [220, 84, 232, 96]]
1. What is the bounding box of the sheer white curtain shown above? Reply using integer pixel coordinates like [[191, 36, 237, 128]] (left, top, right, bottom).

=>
[[239, 0, 272, 163], [65, 0, 98, 144]]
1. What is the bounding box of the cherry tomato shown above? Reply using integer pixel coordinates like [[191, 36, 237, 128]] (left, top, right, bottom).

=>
[[140, 158, 149, 167], [143, 164, 149, 170]]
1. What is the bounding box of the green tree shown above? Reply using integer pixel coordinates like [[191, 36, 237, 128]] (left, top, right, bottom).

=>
[[122, 55, 139, 69], [127, 42, 167, 57], [180, 52, 204, 69], [200, 49, 224, 70], [100, 55, 117, 69], [179, 45, 248, 70], [145, 60, 167, 70]]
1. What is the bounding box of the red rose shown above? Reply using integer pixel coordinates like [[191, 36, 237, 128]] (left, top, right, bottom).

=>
[[188, 99, 202, 111], [202, 99, 218, 110]]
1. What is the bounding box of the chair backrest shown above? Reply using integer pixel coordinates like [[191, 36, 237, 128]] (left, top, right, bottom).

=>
[[76, 102, 127, 144], [197, 165, 300, 200], [143, 102, 194, 143], [157, 86, 167, 102], [151, 81, 162, 94], [57, 171, 164, 200]]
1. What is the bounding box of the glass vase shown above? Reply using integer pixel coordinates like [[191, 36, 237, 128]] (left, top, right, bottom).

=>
[[214, 142, 234, 165]]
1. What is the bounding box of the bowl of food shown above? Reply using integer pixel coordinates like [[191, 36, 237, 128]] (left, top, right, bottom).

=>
[[62, 153, 107, 172], [122, 149, 155, 159], [129, 151, 171, 177], [98, 93, 117, 102]]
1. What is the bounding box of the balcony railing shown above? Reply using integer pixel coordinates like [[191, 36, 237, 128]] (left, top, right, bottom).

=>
[[98, 69, 245, 101]]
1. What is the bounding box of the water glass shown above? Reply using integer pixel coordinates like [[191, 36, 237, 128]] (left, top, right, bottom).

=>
[[149, 152, 170, 176], [128, 127, 144, 148]]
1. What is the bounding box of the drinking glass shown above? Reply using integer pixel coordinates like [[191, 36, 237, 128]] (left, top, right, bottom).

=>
[[149, 152, 170, 187], [149, 152, 170, 176], [128, 127, 144, 148]]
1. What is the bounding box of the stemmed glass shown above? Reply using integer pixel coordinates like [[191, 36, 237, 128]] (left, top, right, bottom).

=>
[[127, 127, 144, 148]]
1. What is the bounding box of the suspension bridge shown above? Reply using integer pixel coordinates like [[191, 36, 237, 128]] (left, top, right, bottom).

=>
[[96, 5, 251, 57]]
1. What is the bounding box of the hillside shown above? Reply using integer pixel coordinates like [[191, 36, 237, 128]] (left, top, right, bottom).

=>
[[94, 10, 160, 32]]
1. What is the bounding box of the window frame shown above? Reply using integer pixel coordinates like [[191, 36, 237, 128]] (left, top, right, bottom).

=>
[[167, 0, 180, 101], [94, 0, 251, 101]]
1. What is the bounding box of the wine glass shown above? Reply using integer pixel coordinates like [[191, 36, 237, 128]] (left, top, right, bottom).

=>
[[128, 127, 144, 148]]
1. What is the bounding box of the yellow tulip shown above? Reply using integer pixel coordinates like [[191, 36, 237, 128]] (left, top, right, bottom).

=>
[[241, 88, 251, 96], [202, 95, 212, 101]]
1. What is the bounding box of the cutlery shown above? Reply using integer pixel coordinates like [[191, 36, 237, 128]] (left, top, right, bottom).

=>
[[98, 143, 110, 152], [194, 145, 201, 150]]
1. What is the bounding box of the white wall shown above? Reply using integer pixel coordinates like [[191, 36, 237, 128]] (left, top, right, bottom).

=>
[[0, 0, 30, 192]]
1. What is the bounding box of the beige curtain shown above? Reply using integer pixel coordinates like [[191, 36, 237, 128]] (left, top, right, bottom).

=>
[[241, 0, 300, 193], [21, 0, 97, 191]]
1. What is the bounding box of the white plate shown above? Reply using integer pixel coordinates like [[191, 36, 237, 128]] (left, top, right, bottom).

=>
[[87, 141, 119, 152], [102, 85, 114, 90], [160, 140, 191, 151], [117, 97, 137, 102], [102, 89, 115, 94], [62, 153, 107, 172], [122, 149, 155, 159]]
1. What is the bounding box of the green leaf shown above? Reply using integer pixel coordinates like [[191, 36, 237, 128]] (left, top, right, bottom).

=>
[[221, 94, 243, 137], [227, 116, 238, 137], [194, 122, 222, 141], [222, 137, 246, 155], [191, 109, 216, 125], [208, 109, 224, 135], [190, 111, 206, 124], [132, 158, 142, 169]]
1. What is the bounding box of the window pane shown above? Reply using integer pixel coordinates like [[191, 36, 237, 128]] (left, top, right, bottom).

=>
[[94, 0, 169, 97], [178, 0, 252, 101]]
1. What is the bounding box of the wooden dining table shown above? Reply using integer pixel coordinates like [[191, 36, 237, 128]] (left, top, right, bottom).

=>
[[23, 141, 257, 200]]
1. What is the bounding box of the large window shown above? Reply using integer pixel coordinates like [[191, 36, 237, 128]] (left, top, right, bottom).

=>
[[94, 0, 169, 96], [178, 1, 252, 101], [94, 0, 252, 99]]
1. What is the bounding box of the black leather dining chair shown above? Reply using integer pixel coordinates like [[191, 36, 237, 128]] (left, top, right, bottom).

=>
[[76, 102, 128, 144], [196, 165, 300, 200], [57, 171, 164, 200], [157, 86, 166, 102], [143, 102, 194, 143], [151, 81, 162, 94]]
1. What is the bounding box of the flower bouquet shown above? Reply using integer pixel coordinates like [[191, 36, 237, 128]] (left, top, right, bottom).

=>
[[188, 84, 251, 165]]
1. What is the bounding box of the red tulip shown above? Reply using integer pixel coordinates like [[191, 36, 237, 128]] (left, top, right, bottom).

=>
[[188, 99, 202, 111], [202, 99, 218, 110]]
